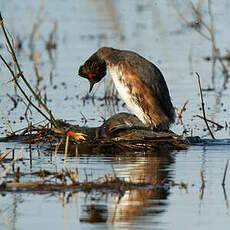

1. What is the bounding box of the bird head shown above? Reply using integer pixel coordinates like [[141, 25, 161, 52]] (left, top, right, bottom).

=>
[[78, 53, 107, 93]]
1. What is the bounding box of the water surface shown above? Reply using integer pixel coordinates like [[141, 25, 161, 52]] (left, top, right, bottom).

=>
[[0, 0, 230, 229]]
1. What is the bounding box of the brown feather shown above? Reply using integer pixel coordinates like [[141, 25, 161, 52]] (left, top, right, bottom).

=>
[[115, 61, 170, 130]]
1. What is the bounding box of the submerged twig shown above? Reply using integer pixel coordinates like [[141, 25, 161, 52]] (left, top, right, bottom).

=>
[[222, 160, 229, 186], [195, 73, 215, 139]]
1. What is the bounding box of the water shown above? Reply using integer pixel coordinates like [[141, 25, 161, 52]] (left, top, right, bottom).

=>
[[0, 0, 230, 229]]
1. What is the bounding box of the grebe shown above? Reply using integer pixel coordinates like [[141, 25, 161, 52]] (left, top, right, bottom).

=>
[[78, 47, 175, 131]]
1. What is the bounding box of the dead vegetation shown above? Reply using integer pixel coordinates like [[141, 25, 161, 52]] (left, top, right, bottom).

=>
[[0, 9, 188, 151], [0, 166, 170, 194], [0, 1, 229, 196], [172, 0, 229, 85], [172, 0, 229, 137], [0, 144, 178, 194], [0, 10, 187, 194]]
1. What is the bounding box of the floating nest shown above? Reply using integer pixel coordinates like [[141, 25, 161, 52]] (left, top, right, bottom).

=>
[[0, 113, 196, 154]]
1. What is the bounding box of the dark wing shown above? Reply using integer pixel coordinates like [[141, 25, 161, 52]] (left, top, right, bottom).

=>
[[131, 56, 175, 123], [106, 50, 175, 123]]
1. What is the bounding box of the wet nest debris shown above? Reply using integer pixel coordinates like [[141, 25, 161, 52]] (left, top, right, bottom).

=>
[[0, 116, 189, 155], [0, 174, 171, 194]]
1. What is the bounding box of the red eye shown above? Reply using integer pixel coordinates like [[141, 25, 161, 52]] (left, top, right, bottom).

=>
[[89, 74, 92, 78]]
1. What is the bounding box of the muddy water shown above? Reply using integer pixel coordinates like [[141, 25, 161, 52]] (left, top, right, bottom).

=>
[[0, 0, 230, 229]]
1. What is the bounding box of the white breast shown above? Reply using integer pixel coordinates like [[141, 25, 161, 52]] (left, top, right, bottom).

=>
[[109, 66, 147, 125]]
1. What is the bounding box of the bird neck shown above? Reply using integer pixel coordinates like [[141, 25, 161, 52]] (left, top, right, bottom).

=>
[[96, 47, 117, 61]]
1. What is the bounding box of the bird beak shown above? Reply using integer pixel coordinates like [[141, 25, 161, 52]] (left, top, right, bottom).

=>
[[89, 80, 95, 93]]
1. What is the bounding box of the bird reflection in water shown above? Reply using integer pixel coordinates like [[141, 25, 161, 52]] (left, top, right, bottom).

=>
[[80, 150, 174, 225]]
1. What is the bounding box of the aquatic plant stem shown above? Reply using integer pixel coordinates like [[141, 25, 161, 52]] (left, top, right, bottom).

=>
[[0, 13, 58, 128], [195, 73, 215, 139], [63, 134, 70, 171]]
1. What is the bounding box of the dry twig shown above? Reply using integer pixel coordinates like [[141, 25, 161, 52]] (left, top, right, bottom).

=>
[[176, 100, 189, 126], [0, 13, 58, 128], [195, 73, 215, 139], [196, 114, 224, 129]]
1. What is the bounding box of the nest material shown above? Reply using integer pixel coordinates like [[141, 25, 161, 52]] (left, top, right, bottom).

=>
[[0, 113, 191, 154]]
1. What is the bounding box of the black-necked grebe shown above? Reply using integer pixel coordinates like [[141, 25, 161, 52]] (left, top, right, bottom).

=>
[[78, 47, 175, 130]]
